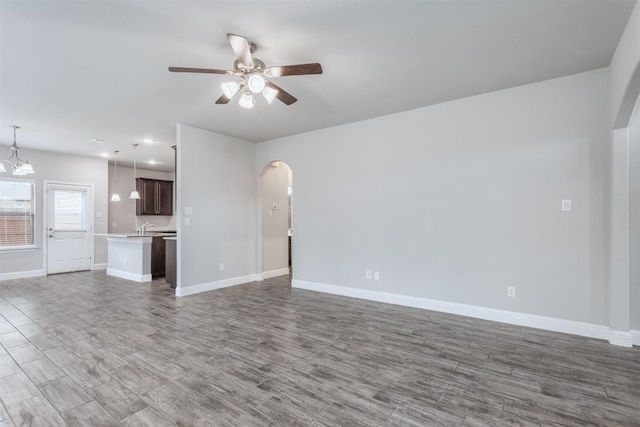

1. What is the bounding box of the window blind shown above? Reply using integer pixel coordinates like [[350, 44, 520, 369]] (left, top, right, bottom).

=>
[[53, 189, 86, 231], [0, 180, 34, 247]]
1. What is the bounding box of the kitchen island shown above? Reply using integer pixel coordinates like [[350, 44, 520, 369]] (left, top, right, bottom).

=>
[[97, 233, 176, 282]]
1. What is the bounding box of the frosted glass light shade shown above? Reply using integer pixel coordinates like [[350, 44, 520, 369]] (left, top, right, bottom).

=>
[[111, 193, 121, 202], [221, 81, 242, 99], [247, 74, 265, 93], [262, 86, 278, 104], [238, 91, 255, 109], [12, 165, 27, 176], [20, 162, 34, 174], [130, 190, 140, 200]]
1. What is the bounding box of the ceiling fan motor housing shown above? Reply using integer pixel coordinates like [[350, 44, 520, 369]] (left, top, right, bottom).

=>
[[233, 58, 265, 73]]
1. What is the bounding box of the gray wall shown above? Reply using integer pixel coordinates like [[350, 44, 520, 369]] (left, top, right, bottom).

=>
[[0, 148, 108, 276], [256, 68, 609, 325], [176, 124, 257, 291]]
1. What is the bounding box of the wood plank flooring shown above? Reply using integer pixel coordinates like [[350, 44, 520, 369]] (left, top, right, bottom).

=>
[[0, 271, 638, 426]]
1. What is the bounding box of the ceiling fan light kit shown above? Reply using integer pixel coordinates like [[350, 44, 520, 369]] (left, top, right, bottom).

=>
[[262, 86, 278, 104], [169, 33, 322, 108], [221, 80, 243, 99], [247, 74, 265, 93], [239, 91, 256, 109]]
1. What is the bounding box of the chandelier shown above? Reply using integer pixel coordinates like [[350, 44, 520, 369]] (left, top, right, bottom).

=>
[[0, 125, 35, 175]]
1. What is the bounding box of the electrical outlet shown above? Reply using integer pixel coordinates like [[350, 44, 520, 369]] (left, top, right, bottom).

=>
[[366, 270, 372, 279], [507, 286, 516, 298], [374, 272, 380, 280], [219, 263, 224, 271]]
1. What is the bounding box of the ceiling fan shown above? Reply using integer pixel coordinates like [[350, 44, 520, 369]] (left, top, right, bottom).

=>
[[169, 33, 323, 108]]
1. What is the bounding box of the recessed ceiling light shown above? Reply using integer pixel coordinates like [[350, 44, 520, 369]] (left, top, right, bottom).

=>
[[143, 138, 155, 144], [100, 152, 110, 158], [90, 139, 107, 144], [148, 160, 157, 165]]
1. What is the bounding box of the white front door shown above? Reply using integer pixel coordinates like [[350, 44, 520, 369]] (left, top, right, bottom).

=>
[[46, 183, 93, 274]]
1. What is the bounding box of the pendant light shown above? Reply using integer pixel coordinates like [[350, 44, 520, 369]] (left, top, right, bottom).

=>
[[129, 144, 140, 199], [110, 150, 121, 202], [1, 125, 35, 175]]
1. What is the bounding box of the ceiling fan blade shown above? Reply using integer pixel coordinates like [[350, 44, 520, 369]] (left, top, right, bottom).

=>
[[227, 33, 254, 67], [265, 81, 297, 105], [215, 94, 231, 104], [264, 63, 323, 77], [168, 67, 233, 75]]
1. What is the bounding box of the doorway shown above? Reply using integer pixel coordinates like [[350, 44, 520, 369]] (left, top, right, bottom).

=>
[[45, 182, 93, 274], [260, 161, 292, 279]]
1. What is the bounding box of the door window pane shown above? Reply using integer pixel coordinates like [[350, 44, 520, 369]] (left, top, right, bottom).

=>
[[54, 189, 86, 231]]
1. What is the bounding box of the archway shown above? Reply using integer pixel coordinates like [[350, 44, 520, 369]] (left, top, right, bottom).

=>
[[260, 161, 293, 280]]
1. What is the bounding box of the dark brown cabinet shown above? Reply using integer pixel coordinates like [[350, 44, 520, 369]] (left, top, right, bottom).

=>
[[151, 236, 166, 279], [165, 238, 176, 288], [136, 178, 173, 216]]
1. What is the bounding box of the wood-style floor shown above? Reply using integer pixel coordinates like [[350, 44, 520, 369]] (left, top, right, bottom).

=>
[[0, 271, 638, 426]]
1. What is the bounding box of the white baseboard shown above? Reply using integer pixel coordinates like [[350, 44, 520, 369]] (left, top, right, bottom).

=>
[[0, 269, 45, 281], [176, 274, 259, 297], [292, 280, 615, 342], [92, 263, 107, 271], [260, 268, 290, 280], [609, 330, 633, 347], [631, 330, 640, 346], [106, 268, 152, 283]]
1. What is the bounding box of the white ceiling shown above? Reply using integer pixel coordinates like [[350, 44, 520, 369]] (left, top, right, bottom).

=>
[[0, 0, 636, 172]]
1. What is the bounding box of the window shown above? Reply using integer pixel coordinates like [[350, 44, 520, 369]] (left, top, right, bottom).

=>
[[53, 189, 86, 231], [0, 179, 35, 248]]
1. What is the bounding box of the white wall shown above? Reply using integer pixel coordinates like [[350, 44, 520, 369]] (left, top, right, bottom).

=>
[[107, 165, 176, 234], [0, 147, 108, 278], [261, 161, 291, 277], [176, 124, 257, 295], [256, 69, 610, 327]]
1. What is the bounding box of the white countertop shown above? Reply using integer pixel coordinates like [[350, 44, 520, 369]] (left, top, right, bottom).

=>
[[96, 233, 176, 238]]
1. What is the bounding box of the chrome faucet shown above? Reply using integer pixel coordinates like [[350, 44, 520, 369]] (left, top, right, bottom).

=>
[[137, 222, 157, 235]]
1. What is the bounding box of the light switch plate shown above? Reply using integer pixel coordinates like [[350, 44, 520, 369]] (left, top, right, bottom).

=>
[[562, 200, 572, 212], [184, 207, 193, 215]]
